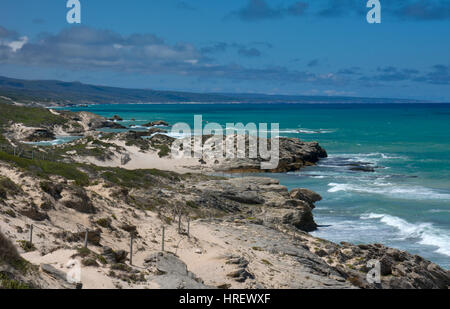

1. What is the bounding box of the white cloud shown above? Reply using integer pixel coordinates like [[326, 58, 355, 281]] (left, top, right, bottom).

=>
[[1, 36, 28, 52]]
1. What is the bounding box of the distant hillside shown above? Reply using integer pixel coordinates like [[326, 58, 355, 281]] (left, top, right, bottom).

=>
[[0, 76, 422, 106]]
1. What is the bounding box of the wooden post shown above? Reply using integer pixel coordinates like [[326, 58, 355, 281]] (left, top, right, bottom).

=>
[[178, 213, 182, 234], [13, 147, 16, 156], [129, 234, 134, 266], [29, 224, 33, 244], [161, 226, 165, 252], [187, 216, 190, 238], [84, 229, 89, 248], [31, 151, 34, 160]]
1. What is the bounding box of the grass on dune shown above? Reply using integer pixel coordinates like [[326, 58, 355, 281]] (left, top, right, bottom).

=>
[[0, 102, 67, 127], [0, 151, 89, 186]]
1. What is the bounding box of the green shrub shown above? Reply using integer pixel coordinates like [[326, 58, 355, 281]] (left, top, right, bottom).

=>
[[82, 258, 99, 267], [17, 240, 36, 253], [0, 273, 31, 289], [111, 263, 132, 272], [0, 232, 31, 274], [96, 218, 112, 229], [0, 152, 89, 186]]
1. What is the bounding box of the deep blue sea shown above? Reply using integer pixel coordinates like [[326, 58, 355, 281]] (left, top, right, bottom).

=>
[[63, 103, 450, 269]]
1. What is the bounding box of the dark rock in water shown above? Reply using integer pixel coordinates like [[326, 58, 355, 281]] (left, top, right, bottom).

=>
[[349, 166, 376, 172], [24, 129, 56, 142], [103, 122, 127, 129], [143, 120, 170, 127], [109, 115, 123, 121]]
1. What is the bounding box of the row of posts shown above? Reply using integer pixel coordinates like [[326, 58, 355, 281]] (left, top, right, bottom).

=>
[[1, 145, 53, 161], [26, 215, 191, 267]]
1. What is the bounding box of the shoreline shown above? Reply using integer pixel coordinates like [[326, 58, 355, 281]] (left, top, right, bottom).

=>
[[15, 106, 450, 267], [0, 102, 449, 288]]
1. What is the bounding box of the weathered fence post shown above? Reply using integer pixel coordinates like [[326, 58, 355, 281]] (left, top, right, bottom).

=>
[[161, 226, 165, 252], [129, 233, 134, 266], [178, 212, 182, 234], [187, 216, 190, 238], [84, 228, 89, 248], [29, 224, 33, 244]]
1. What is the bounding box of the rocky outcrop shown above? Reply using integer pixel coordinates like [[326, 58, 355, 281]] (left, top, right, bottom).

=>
[[109, 115, 123, 121], [220, 138, 327, 173], [226, 255, 254, 283], [290, 188, 322, 203], [24, 129, 56, 142], [143, 120, 170, 127], [178, 135, 328, 173], [282, 207, 317, 232], [144, 252, 210, 289], [308, 240, 450, 289], [5, 124, 56, 142], [192, 177, 318, 232]]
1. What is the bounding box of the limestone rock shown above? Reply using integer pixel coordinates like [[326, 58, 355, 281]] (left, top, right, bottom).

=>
[[144, 252, 210, 289], [290, 188, 322, 203]]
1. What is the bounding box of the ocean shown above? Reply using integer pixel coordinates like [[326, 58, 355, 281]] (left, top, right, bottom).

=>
[[63, 103, 450, 269]]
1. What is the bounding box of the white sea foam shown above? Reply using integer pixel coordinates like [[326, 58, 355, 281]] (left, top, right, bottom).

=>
[[225, 126, 335, 135], [327, 182, 450, 200], [361, 213, 450, 257], [428, 209, 450, 214], [327, 153, 408, 165]]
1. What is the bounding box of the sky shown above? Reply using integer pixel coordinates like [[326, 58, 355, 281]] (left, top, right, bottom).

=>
[[0, 0, 449, 101]]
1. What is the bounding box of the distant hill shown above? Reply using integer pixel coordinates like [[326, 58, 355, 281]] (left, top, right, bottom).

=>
[[0, 75, 422, 106]]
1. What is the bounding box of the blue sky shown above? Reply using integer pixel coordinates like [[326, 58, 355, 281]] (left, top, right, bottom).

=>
[[0, 0, 449, 101]]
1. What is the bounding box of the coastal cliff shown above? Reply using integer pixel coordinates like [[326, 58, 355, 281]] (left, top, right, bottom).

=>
[[0, 102, 449, 289]]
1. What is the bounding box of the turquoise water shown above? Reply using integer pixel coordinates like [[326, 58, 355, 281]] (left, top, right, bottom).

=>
[[25, 135, 82, 146], [65, 103, 450, 269]]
